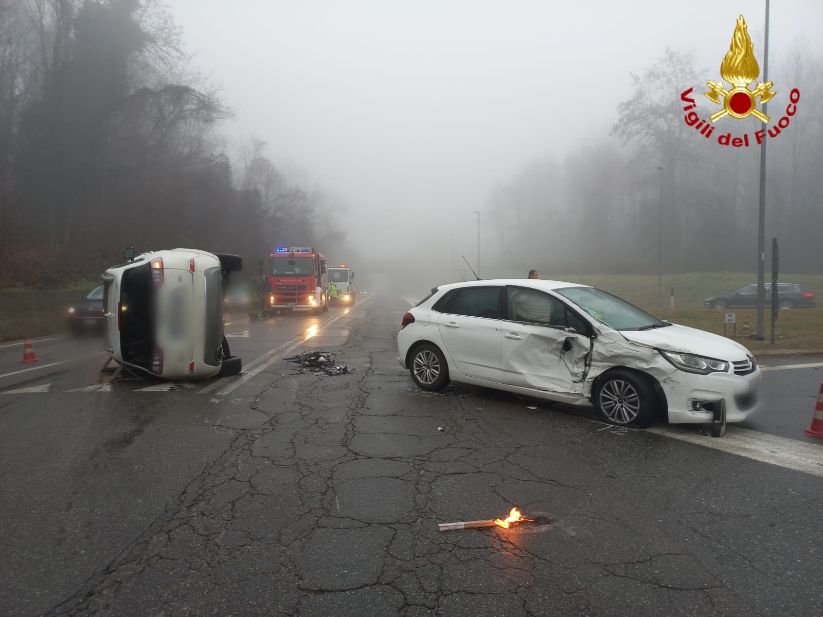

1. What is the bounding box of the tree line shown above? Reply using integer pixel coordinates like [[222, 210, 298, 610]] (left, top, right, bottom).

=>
[[0, 0, 347, 288], [488, 47, 823, 276]]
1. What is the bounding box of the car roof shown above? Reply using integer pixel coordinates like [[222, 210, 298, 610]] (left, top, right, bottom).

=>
[[432, 279, 590, 294]]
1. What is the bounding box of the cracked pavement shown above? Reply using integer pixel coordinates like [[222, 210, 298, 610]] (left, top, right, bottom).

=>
[[1, 296, 822, 616]]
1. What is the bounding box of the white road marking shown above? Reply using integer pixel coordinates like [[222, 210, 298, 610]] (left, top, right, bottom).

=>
[[66, 383, 112, 393], [760, 362, 823, 372], [0, 352, 106, 381], [207, 297, 372, 398], [136, 382, 195, 392], [0, 335, 67, 349], [226, 331, 250, 338], [2, 383, 52, 394], [649, 425, 823, 478]]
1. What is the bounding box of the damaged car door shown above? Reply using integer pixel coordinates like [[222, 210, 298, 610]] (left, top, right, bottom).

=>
[[500, 286, 591, 395]]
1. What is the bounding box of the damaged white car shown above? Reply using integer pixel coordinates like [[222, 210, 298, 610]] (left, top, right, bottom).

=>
[[397, 280, 761, 428]]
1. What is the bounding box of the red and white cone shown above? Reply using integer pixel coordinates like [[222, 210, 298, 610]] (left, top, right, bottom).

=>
[[804, 384, 823, 439], [21, 338, 39, 364]]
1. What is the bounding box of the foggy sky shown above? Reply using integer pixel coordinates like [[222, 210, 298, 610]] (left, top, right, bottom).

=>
[[168, 0, 823, 264]]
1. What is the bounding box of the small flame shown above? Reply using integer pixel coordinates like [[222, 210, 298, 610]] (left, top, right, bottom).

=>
[[494, 507, 530, 529], [720, 15, 760, 87]]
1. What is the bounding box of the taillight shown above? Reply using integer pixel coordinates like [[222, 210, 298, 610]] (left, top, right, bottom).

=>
[[401, 312, 415, 329], [151, 257, 164, 287], [189, 258, 195, 273], [188, 361, 195, 374], [151, 347, 163, 374], [803, 291, 815, 298]]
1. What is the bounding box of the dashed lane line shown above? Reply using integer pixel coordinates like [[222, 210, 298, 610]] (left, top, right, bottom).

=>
[[0, 335, 68, 349], [760, 361, 823, 372], [648, 425, 823, 479], [0, 352, 106, 381], [3, 383, 52, 394]]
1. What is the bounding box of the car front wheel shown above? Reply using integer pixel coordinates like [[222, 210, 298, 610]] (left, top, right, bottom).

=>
[[409, 343, 449, 391], [594, 370, 656, 428]]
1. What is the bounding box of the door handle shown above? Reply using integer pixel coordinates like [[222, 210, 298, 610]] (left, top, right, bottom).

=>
[[443, 322, 459, 328], [504, 332, 522, 340]]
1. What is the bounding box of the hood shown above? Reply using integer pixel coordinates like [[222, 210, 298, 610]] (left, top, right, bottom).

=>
[[620, 323, 751, 361]]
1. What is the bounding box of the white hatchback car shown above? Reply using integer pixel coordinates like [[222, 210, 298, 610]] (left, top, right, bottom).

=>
[[102, 248, 242, 379], [397, 280, 761, 428]]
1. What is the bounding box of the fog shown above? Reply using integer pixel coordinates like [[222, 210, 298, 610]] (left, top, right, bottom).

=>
[[164, 0, 823, 291], [1, 0, 822, 294]]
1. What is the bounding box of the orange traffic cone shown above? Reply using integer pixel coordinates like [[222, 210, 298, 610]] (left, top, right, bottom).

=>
[[21, 338, 38, 364], [804, 384, 823, 439]]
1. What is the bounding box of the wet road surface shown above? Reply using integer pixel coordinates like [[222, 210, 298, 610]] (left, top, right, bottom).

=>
[[1, 296, 821, 616]]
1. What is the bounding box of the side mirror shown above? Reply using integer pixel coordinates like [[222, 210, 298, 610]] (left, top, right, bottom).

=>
[[258, 260, 265, 275], [321, 264, 327, 273], [123, 246, 135, 262], [350, 272, 355, 280]]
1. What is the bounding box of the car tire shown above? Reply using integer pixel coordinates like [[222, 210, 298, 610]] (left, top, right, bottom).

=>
[[219, 355, 242, 377], [594, 370, 656, 428], [714, 300, 726, 309], [779, 300, 794, 310], [409, 343, 450, 391]]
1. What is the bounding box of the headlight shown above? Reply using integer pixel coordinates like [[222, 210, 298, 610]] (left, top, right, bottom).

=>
[[343, 294, 351, 302], [660, 350, 729, 375], [68, 306, 75, 315], [269, 294, 276, 305], [308, 295, 317, 306]]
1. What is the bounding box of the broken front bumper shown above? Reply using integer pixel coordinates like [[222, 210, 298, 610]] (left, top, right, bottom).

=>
[[661, 367, 762, 424]]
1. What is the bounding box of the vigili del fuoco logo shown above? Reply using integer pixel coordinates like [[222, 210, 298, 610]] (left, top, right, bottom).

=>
[[679, 15, 800, 148]]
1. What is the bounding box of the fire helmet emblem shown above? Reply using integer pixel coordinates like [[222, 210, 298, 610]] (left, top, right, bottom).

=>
[[705, 15, 775, 123]]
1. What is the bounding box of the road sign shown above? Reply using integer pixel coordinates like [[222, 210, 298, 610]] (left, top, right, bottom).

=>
[[724, 312, 736, 324]]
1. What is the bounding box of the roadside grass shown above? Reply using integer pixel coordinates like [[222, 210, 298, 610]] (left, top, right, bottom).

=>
[[553, 272, 823, 353]]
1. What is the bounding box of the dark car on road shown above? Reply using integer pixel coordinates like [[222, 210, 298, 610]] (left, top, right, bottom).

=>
[[704, 283, 816, 309], [68, 285, 105, 334]]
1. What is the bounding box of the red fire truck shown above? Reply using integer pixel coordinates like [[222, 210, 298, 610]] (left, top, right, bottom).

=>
[[263, 247, 329, 315]]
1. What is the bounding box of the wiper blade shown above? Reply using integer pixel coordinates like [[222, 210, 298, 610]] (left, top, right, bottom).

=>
[[637, 321, 672, 331]]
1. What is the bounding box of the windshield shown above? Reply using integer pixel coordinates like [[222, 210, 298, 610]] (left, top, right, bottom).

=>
[[86, 285, 104, 300], [555, 286, 665, 331], [329, 270, 349, 283], [269, 257, 314, 276]]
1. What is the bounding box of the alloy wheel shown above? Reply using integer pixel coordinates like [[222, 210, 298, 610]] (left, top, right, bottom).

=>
[[599, 379, 641, 424], [413, 350, 440, 385]]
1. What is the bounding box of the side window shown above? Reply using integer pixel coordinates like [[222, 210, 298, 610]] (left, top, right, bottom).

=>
[[446, 287, 502, 319], [432, 289, 458, 312], [507, 287, 566, 327], [87, 285, 104, 300], [737, 285, 756, 295]]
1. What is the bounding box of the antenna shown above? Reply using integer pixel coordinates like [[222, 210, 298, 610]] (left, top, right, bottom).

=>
[[462, 255, 480, 280]]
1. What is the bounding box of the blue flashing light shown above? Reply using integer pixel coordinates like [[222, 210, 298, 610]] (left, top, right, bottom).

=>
[[274, 247, 288, 253]]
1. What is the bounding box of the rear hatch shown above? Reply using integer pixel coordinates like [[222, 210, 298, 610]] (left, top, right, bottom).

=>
[[118, 262, 155, 370]]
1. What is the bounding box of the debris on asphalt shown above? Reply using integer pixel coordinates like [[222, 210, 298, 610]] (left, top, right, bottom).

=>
[[437, 426, 444, 431], [438, 507, 532, 532], [284, 351, 354, 376], [527, 406, 537, 410]]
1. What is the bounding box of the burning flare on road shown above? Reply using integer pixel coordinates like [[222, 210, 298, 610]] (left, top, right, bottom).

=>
[[494, 507, 530, 529]]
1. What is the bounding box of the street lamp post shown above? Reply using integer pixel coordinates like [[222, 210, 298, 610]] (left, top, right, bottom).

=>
[[473, 210, 480, 278], [657, 166, 664, 308], [755, 0, 771, 340]]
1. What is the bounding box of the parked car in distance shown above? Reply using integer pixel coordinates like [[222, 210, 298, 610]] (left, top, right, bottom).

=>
[[102, 248, 243, 379], [398, 279, 761, 429], [704, 283, 816, 309], [224, 282, 251, 314], [68, 285, 105, 335]]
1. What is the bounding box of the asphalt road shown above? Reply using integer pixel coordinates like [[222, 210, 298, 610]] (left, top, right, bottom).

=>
[[0, 295, 821, 617]]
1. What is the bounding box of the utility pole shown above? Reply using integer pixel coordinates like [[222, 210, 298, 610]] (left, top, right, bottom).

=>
[[755, 0, 770, 340], [657, 166, 664, 309], [473, 210, 480, 278]]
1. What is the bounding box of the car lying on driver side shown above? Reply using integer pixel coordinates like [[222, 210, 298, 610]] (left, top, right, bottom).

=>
[[102, 248, 243, 379], [397, 279, 761, 428]]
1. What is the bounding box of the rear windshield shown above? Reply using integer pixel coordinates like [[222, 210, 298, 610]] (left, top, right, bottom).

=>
[[270, 257, 314, 276]]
